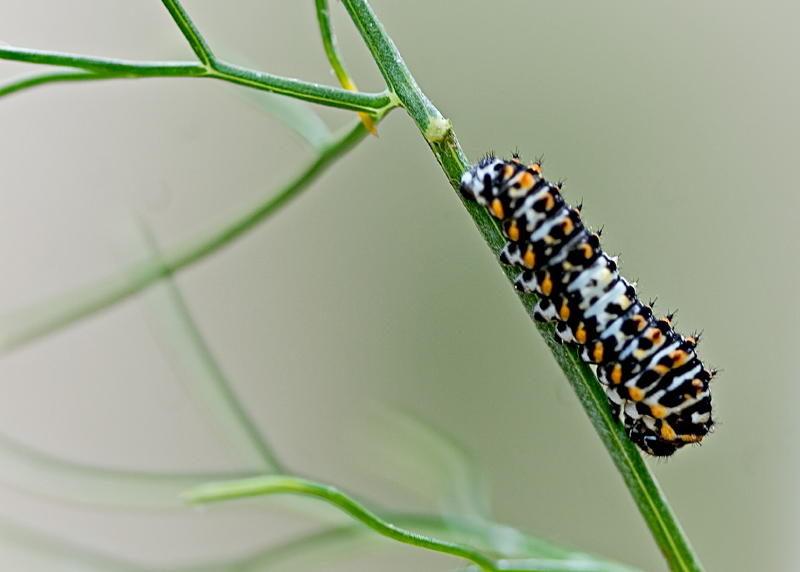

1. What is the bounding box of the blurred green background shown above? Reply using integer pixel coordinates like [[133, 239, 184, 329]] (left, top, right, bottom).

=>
[[1, 1, 797, 571]]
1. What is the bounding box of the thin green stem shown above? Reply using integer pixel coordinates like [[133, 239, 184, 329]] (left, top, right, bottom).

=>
[[339, 2, 705, 571], [0, 70, 116, 99], [186, 475, 499, 572], [341, 0, 444, 138], [315, 0, 354, 89], [315, 0, 378, 134], [209, 59, 393, 112], [0, 119, 374, 352], [0, 45, 205, 76], [132, 224, 285, 473], [160, 0, 215, 67], [0, 45, 392, 113]]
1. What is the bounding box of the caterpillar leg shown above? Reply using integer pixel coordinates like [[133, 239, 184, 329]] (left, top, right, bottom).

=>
[[533, 298, 559, 323]]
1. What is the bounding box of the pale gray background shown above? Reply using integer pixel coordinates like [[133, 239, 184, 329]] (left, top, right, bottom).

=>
[[1, 1, 797, 571]]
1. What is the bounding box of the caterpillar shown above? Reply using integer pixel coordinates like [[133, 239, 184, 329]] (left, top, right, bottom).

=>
[[459, 155, 714, 457]]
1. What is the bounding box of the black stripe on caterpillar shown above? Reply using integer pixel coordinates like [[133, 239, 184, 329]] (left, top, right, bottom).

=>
[[459, 155, 715, 457]]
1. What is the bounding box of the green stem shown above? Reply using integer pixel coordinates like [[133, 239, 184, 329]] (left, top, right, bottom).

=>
[[340, 2, 705, 571], [0, 119, 374, 352], [314, 0, 379, 134], [160, 0, 215, 67], [186, 475, 499, 572], [0, 45, 392, 113], [340, 0, 442, 134], [315, 0, 353, 88], [0, 45, 205, 76], [0, 70, 112, 99], [209, 60, 393, 112]]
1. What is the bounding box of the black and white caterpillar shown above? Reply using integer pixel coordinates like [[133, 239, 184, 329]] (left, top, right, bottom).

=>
[[460, 155, 714, 457]]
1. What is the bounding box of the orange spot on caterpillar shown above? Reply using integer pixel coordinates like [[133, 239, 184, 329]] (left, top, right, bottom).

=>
[[491, 199, 504, 219], [650, 404, 667, 418], [523, 247, 536, 269], [559, 299, 570, 321], [541, 275, 553, 296], [660, 421, 676, 440]]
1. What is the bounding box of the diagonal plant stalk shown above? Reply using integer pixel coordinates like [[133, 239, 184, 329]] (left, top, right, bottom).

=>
[[339, 1, 706, 571]]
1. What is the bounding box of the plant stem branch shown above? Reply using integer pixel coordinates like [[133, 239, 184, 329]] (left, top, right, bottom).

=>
[[341, 0, 442, 137], [209, 59, 393, 112], [186, 475, 499, 572], [0, 45, 393, 113], [0, 45, 205, 76]]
